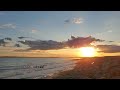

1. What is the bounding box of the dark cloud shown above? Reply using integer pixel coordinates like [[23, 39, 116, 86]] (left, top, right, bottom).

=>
[[4, 37, 12, 41], [0, 37, 13, 47], [96, 45, 120, 53], [18, 36, 105, 50], [18, 37, 29, 39], [18, 41, 26, 44], [18, 40, 65, 50], [66, 36, 105, 48], [14, 44, 21, 47], [0, 39, 7, 46], [64, 19, 71, 23], [1, 35, 118, 53], [109, 41, 114, 42]]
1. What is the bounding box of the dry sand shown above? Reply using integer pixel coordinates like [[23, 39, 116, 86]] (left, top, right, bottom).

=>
[[51, 56, 120, 79]]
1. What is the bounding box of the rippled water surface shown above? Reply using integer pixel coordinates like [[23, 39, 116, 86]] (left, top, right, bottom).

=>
[[0, 58, 76, 79]]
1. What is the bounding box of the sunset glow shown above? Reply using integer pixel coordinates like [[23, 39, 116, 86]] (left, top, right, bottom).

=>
[[79, 47, 96, 57], [0, 11, 120, 57]]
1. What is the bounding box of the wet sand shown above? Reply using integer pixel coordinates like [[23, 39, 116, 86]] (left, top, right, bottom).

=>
[[51, 56, 120, 79]]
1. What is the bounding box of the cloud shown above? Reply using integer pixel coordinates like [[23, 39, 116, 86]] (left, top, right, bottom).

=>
[[4, 37, 12, 41], [18, 36, 29, 39], [72, 18, 83, 24], [18, 35, 105, 51], [96, 45, 120, 53], [0, 39, 7, 46], [31, 29, 38, 33], [0, 37, 14, 47], [109, 41, 114, 42], [64, 17, 83, 24], [66, 36, 105, 48], [14, 44, 21, 47], [0, 24, 16, 29], [2, 35, 119, 53], [94, 25, 113, 37], [64, 19, 71, 24], [18, 40, 65, 50]]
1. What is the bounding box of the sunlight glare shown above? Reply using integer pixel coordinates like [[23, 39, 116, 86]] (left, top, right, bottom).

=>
[[79, 47, 96, 57]]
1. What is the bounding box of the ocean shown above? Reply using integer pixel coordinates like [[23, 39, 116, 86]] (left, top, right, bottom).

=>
[[0, 58, 77, 79]]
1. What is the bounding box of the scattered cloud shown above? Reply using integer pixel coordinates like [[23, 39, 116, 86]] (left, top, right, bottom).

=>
[[97, 45, 120, 53], [18, 36, 105, 51], [109, 41, 114, 42], [14, 44, 21, 47], [0, 37, 13, 47], [0, 24, 16, 29], [31, 29, 38, 33], [72, 18, 83, 24], [64, 17, 83, 24], [4, 37, 12, 41], [0, 39, 7, 46], [94, 23, 113, 36], [1, 35, 119, 53], [18, 36, 29, 39], [64, 19, 70, 24], [94, 30, 113, 37]]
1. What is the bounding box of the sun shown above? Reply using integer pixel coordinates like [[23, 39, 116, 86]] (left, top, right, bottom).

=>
[[79, 47, 96, 57]]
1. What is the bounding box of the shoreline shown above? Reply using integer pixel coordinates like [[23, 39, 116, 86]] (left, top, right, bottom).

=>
[[44, 59, 80, 79], [50, 56, 120, 79], [46, 59, 82, 79]]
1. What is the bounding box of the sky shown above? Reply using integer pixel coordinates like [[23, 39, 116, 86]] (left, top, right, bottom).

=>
[[0, 11, 120, 57]]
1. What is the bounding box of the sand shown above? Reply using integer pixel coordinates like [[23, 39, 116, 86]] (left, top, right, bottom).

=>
[[51, 56, 120, 79]]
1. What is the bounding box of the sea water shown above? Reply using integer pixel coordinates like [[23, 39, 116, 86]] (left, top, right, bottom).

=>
[[0, 58, 76, 79]]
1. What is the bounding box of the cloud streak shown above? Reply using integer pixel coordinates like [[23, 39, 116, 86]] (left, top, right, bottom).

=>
[[18, 36, 29, 39], [97, 45, 120, 53], [0, 24, 16, 29]]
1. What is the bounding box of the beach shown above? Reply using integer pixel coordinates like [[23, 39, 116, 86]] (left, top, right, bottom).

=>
[[51, 56, 120, 79]]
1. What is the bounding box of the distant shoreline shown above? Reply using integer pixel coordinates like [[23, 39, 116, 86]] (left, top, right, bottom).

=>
[[0, 56, 119, 58]]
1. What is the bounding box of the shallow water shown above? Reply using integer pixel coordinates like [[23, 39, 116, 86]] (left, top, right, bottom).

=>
[[0, 58, 76, 79]]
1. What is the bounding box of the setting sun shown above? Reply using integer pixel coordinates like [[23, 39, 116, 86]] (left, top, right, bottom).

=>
[[79, 47, 96, 57]]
